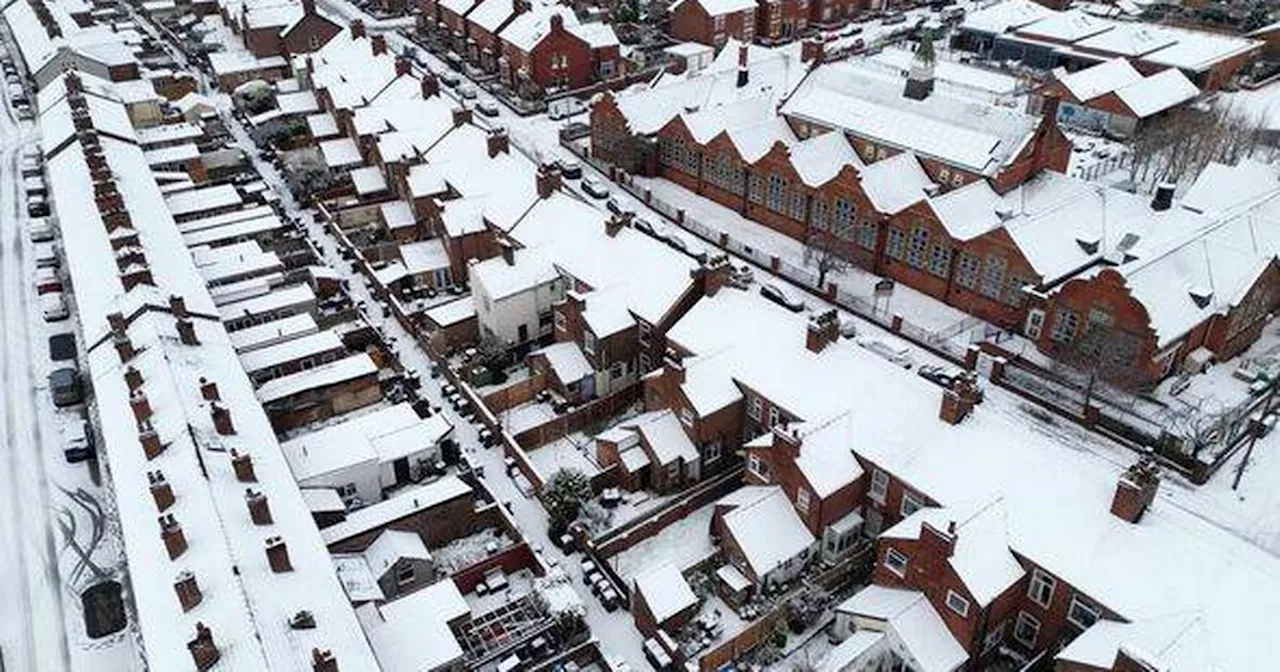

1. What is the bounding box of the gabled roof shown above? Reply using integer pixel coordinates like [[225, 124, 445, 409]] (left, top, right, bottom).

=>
[[720, 486, 815, 579], [835, 586, 969, 672], [1053, 58, 1143, 103], [670, 0, 757, 15], [633, 563, 698, 623]]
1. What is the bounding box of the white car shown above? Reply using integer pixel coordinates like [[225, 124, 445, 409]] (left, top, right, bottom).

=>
[[582, 176, 610, 199], [458, 83, 478, 99], [760, 282, 805, 312], [27, 217, 53, 243], [476, 99, 499, 116], [41, 292, 68, 321], [855, 335, 914, 368]]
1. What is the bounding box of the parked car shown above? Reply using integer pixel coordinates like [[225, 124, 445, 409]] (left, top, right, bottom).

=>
[[917, 363, 962, 388], [855, 335, 914, 368], [27, 194, 48, 217], [48, 333, 76, 361], [839, 316, 858, 339], [582, 176, 610, 199], [882, 11, 907, 24], [49, 367, 83, 407], [41, 291, 69, 321], [33, 242, 58, 268], [27, 217, 53, 242], [606, 195, 634, 215], [457, 83, 478, 99], [476, 98, 499, 116], [547, 98, 585, 120], [558, 121, 590, 142], [34, 267, 62, 294], [760, 282, 805, 312], [556, 158, 582, 179], [438, 70, 461, 87], [729, 263, 754, 287], [63, 420, 95, 463]]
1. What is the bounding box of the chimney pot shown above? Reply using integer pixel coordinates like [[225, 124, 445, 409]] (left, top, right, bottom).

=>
[[939, 389, 973, 425], [232, 450, 257, 482], [536, 163, 562, 199], [266, 536, 293, 572], [176, 318, 199, 345], [1111, 456, 1160, 523], [313, 648, 339, 672], [131, 389, 152, 425], [211, 403, 235, 436], [124, 366, 143, 391], [200, 378, 220, 401], [141, 428, 165, 460], [246, 488, 273, 525], [150, 470, 175, 511], [371, 34, 388, 56], [187, 622, 220, 671], [169, 294, 188, 318], [351, 19, 366, 39], [174, 570, 203, 612], [161, 514, 188, 559]]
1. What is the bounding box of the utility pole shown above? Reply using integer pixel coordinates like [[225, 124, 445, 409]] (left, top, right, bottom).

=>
[[1233, 378, 1278, 491]]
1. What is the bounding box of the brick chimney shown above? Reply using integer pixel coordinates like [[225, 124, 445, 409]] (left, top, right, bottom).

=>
[[487, 128, 509, 157], [187, 622, 220, 671], [536, 163, 562, 198], [1111, 456, 1160, 524], [605, 212, 628, 237], [160, 514, 187, 559], [246, 488, 273, 525], [141, 427, 164, 459], [301, 0, 316, 14], [130, 389, 152, 425], [920, 520, 956, 558], [351, 19, 366, 39], [313, 648, 339, 672], [114, 332, 136, 363], [421, 72, 440, 98], [199, 377, 220, 401], [800, 38, 824, 65], [211, 403, 235, 435], [149, 470, 175, 511], [108, 311, 126, 333], [371, 34, 388, 56], [174, 570, 202, 612], [703, 254, 731, 297], [124, 365, 143, 391], [939, 389, 972, 425], [805, 310, 839, 353], [231, 450, 257, 482], [266, 536, 293, 572], [1150, 182, 1175, 212], [771, 424, 801, 465], [451, 106, 473, 127], [395, 56, 411, 77], [176, 318, 199, 345], [170, 294, 188, 318], [736, 44, 749, 88]]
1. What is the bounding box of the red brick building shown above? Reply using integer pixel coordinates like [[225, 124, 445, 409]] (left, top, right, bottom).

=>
[[497, 9, 620, 97], [236, 0, 340, 58], [668, 0, 757, 47]]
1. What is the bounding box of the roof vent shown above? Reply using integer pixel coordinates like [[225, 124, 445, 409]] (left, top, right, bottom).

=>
[[1076, 237, 1100, 254], [291, 611, 318, 630], [994, 204, 1015, 221], [1150, 181, 1175, 212], [1188, 286, 1213, 309]]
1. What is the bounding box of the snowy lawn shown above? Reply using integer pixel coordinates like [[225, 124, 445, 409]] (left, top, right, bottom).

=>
[[431, 528, 514, 573], [526, 434, 602, 481], [500, 400, 558, 435], [603, 502, 718, 582]]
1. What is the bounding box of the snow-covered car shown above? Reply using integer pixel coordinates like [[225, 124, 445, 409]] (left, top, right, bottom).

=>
[[27, 217, 53, 242], [917, 363, 962, 388], [438, 70, 461, 87], [27, 193, 48, 217], [855, 335, 914, 368], [606, 195, 634, 215], [34, 241, 58, 268], [582, 176, 610, 199], [839, 316, 858, 339], [556, 158, 582, 179], [760, 282, 805, 312], [458, 83, 478, 99], [41, 292, 69, 321], [476, 99, 499, 116], [63, 420, 95, 463]]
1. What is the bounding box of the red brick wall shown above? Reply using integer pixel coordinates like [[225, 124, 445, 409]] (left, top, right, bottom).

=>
[[514, 18, 595, 90], [756, 0, 807, 42], [670, 1, 755, 47], [282, 14, 341, 55], [245, 25, 284, 57], [1035, 269, 1161, 382], [808, 0, 862, 24], [873, 533, 984, 652]]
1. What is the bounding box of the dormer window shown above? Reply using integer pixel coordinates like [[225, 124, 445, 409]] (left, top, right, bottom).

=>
[[1189, 286, 1213, 309]]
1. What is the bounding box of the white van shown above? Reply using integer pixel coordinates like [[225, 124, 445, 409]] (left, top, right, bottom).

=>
[[27, 217, 53, 242], [41, 292, 69, 321]]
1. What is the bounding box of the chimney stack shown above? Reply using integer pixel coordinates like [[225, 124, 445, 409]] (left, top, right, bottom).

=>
[[313, 648, 339, 672], [736, 44, 749, 88], [231, 450, 257, 482], [301, 0, 316, 14], [351, 19, 366, 39], [114, 332, 136, 363], [904, 36, 937, 101], [160, 514, 187, 559], [246, 488, 273, 525], [149, 470, 175, 511], [536, 163, 562, 199], [200, 378, 220, 401], [421, 72, 440, 98], [108, 311, 126, 333], [395, 56, 411, 77], [176, 318, 199, 345], [130, 389, 152, 425], [141, 427, 164, 459], [187, 622, 220, 671], [801, 38, 824, 65], [174, 570, 202, 612], [939, 389, 973, 425], [605, 212, 629, 237], [487, 128, 509, 157], [451, 106, 473, 127], [1150, 182, 1175, 212], [211, 403, 235, 436], [266, 536, 293, 572], [1111, 455, 1160, 523], [805, 310, 840, 353], [371, 34, 388, 56], [703, 254, 731, 297], [124, 365, 143, 391], [169, 294, 188, 318]]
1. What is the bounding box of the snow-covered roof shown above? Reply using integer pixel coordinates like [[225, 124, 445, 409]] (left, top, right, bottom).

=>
[[535, 341, 595, 385], [333, 554, 386, 603], [1112, 67, 1199, 118], [277, 89, 320, 115], [135, 121, 204, 146], [400, 239, 451, 274], [322, 477, 474, 545], [670, 0, 756, 15], [307, 112, 340, 138], [408, 125, 540, 229], [634, 411, 700, 466], [208, 49, 288, 76], [320, 138, 364, 168], [379, 200, 416, 229], [468, 0, 516, 33], [788, 132, 863, 188], [219, 282, 316, 323], [355, 579, 470, 672], [715, 564, 751, 593], [782, 59, 1043, 175], [836, 586, 968, 672], [858, 151, 935, 215], [566, 20, 619, 49], [165, 184, 244, 218], [144, 143, 201, 166], [308, 28, 406, 110], [882, 500, 1025, 607], [229, 313, 321, 352], [362, 529, 431, 578], [960, 0, 1054, 35], [720, 486, 815, 579], [1056, 613, 1212, 671], [633, 563, 698, 624], [1018, 9, 1110, 42], [789, 417, 865, 499], [351, 166, 389, 195], [255, 352, 378, 404], [423, 298, 476, 327], [470, 245, 561, 302], [1053, 58, 1143, 102], [40, 84, 139, 148], [500, 5, 575, 53], [1180, 160, 1279, 217], [238, 329, 346, 375]]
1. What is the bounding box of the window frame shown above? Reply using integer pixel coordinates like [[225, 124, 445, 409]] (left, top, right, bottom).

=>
[[1013, 611, 1040, 647], [796, 487, 811, 513], [1028, 568, 1056, 608], [748, 396, 762, 420], [884, 547, 909, 577], [1067, 595, 1101, 630], [945, 590, 970, 618], [900, 490, 923, 518], [396, 563, 416, 586], [747, 453, 769, 480], [870, 468, 888, 504]]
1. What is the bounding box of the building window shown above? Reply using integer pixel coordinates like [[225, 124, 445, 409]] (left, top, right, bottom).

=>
[[748, 453, 770, 480], [667, 461, 681, 479], [714, 14, 725, 31], [884, 548, 909, 577], [1028, 569, 1056, 608], [396, 564, 415, 585], [554, 311, 566, 331], [945, 590, 970, 618], [983, 621, 1005, 653], [900, 490, 923, 517], [679, 407, 694, 426], [748, 396, 762, 420], [768, 407, 780, 427], [639, 353, 651, 373], [810, 199, 828, 230], [980, 255, 1006, 299], [1050, 309, 1079, 344], [928, 243, 951, 278], [832, 198, 855, 240], [856, 222, 877, 250], [796, 488, 811, 513], [1014, 611, 1040, 647], [610, 361, 626, 379], [1025, 309, 1045, 340], [1004, 275, 1030, 307], [747, 173, 764, 203], [767, 174, 787, 212], [789, 191, 807, 221], [704, 440, 722, 464], [956, 252, 979, 289], [906, 227, 929, 269], [583, 330, 596, 354], [870, 469, 888, 503], [886, 227, 907, 260], [1067, 595, 1101, 630]]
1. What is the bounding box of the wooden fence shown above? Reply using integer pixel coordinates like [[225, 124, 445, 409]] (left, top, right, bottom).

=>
[[512, 384, 643, 449]]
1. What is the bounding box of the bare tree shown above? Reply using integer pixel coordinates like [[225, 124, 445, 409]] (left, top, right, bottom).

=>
[[1052, 322, 1148, 410], [803, 232, 850, 289], [1127, 103, 1267, 189]]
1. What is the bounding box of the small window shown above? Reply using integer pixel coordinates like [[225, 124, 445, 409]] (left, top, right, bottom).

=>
[[1067, 595, 1101, 630], [583, 330, 596, 354], [748, 453, 770, 481], [396, 564, 415, 585], [884, 548, 909, 577], [666, 461, 680, 479], [679, 407, 694, 427], [610, 361, 626, 379], [1050, 309, 1079, 344], [796, 488, 811, 513], [982, 621, 1005, 653], [639, 353, 651, 373], [704, 440, 722, 464], [945, 590, 970, 617], [748, 396, 762, 420], [886, 227, 907, 260], [768, 407, 780, 427], [1028, 569, 1056, 608], [870, 469, 888, 503], [1025, 309, 1045, 340], [554, 311, 566, 331], [1013, 611, 1040, 647], [900, 490, 923, 518]]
